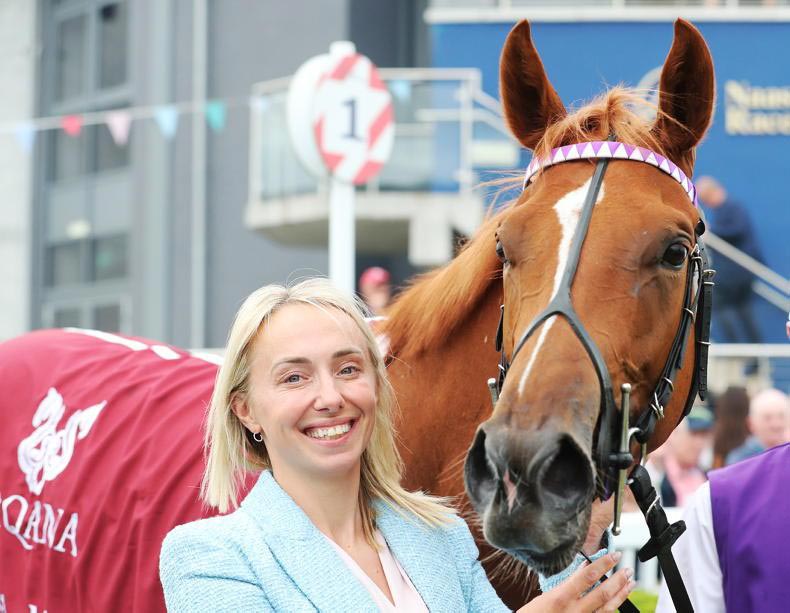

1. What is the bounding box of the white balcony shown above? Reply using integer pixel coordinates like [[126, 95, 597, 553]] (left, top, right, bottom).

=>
[[246, 68, 520, 266]]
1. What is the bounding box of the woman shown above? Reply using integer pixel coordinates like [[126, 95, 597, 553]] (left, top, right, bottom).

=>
[[159, 279, 633, 611], [711, 387, 749, 469]]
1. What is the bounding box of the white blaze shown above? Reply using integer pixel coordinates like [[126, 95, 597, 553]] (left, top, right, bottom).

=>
[[517, 178, 605, 394]]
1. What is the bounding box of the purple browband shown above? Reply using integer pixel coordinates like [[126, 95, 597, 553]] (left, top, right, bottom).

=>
[[523, 141, 698, 207]]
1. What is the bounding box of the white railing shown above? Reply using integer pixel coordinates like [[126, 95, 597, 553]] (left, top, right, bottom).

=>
[[705, 232, 790, 314], [708, 343, 790, 395]]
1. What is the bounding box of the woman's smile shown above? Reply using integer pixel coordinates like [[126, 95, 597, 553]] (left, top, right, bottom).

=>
[[303, 418, 358, 443]]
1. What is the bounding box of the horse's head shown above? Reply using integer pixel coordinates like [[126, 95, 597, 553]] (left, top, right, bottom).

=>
[[465, 19, 714, 574]]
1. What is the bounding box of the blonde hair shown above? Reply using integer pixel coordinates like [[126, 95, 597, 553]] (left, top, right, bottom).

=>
[[201, 278, 456, 543]]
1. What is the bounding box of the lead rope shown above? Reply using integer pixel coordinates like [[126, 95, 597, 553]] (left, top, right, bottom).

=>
[[578, 465, 693, 613], [578, 468, 692, 612], [628, 465, 693, 613], [599, 384, 694, 613]]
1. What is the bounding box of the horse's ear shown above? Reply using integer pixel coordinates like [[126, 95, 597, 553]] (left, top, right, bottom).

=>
[[500, 20, 566, 151], [652, 19, 715, 170]]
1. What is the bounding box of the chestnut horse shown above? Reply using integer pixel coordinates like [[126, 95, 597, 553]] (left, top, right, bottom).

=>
[[385, 18, 714, 607]]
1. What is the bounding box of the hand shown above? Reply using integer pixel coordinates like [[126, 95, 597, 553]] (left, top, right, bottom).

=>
[[582, 497, 614, 556], [518, 552, 634, 613]]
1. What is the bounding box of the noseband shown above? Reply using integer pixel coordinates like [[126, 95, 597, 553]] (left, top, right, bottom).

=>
[[492, 140, 712, 488]]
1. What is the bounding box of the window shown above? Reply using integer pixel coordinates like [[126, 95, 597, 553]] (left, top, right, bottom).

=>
[[49, 129, 85, 182], [98, 3, 128, 89], [93, 303, 121, 332], [53, 307, 82, 328], [40, 2, 132, 335], [49, 116, 130, 181], [93, 120, 130, 172], [46, 1, 130, 182], [44, 234, 128, 287], [47, 301, 125, 331], [45, 241, 84, 287], [55, 14, 87, 102], [93, 234, 127, 281]]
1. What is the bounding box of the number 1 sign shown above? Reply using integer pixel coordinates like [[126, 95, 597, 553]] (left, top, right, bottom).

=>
[[312, 47, 394, 185], [286, 42, 395, 293]]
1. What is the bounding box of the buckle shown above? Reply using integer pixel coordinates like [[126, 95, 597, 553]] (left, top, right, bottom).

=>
[[651, 392, 665, 420]]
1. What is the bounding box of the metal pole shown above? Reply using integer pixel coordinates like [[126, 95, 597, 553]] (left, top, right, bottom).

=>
[[190, 0, 207, 348], [328, 177, 355, 295]]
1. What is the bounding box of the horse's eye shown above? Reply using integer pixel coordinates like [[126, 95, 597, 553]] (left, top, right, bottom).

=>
[[661, 243, 689, 269], [495, 241, 508, 264]]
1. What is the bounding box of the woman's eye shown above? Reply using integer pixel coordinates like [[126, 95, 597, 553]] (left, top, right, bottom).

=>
[[284, 374, 302, 384], [339, 365, 359, 376], [661, 243, 689, 269], [495, 240, 508, 263]]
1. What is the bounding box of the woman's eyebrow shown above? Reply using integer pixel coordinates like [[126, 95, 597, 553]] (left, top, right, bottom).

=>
[[270, 356, 309, 373], [270, 348, 363, 373], [332, 348, 363, 359]]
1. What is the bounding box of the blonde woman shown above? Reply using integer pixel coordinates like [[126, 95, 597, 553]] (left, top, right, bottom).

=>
[[159, 279, 632, 612]]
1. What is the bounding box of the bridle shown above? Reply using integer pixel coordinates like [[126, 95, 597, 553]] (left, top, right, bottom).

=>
[[491, 139, 713, 490], [488, 140, 715, 613]]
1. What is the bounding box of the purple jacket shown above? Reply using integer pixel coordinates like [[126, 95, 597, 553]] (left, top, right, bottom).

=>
[[709, 443, 790, 611]]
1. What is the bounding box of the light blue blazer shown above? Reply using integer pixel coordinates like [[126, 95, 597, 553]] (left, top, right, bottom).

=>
[[159, 470, 510, 612]]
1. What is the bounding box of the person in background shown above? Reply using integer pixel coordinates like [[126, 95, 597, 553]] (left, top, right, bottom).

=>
[[656, 321, 790, 611], [710, 387, 750, 470], [656, 442, 790, 612], [725, 388, 790, 465], [658, 405, 714, 507], [358, 266, 393, 316], [696, 176, 763, 350]]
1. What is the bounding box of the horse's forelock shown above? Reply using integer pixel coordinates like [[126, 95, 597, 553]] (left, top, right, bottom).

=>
[[534, 88, 671, 164]]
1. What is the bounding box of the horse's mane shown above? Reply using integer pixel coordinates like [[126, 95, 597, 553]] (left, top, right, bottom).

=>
[[385, 87, 678, 358], [384, 211, 504, 358]]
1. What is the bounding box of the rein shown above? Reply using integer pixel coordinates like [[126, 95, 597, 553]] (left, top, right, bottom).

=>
[[489, 141, 715, 613]]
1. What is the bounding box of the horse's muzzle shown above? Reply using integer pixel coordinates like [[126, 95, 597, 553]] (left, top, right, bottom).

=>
[[464, 421, 595, 572]]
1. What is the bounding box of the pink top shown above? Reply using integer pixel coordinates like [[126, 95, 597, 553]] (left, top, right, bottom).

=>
[[324, 531, 429, 612], [664, 455, 707, 507]]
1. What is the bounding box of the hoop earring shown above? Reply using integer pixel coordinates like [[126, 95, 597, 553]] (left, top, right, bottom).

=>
[[252, 431, 263, 443]]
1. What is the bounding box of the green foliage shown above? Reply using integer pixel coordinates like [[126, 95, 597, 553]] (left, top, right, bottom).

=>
[[624, 589, 658, 613]]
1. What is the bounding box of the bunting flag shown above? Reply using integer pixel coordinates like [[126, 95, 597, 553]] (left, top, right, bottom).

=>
[[154, 105, 179, 139], [105, 110, 132, 145], [14, 122, 36, 152], [61, 115, 83, 137], [388, 79, 411, 101], [0, 96, 254, 153], [205, 100, 226, 132]]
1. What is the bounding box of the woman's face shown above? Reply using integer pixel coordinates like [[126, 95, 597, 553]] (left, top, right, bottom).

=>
[[236, 303, 378, 483]]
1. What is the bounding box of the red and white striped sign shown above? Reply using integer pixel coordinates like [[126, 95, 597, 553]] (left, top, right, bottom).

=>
[[312, 52, 394, 185]]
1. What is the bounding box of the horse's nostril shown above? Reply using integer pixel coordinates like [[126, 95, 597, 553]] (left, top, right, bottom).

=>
[[539, 436, 593, 508], [464, 427, 497, 510]]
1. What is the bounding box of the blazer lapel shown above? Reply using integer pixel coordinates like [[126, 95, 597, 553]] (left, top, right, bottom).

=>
[[376, 501, 465, 612], [241, 472, 377, 612]]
